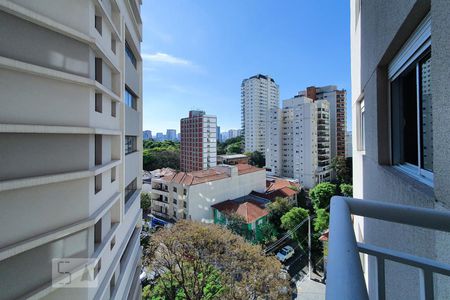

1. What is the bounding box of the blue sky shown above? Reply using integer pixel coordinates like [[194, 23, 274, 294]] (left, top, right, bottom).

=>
[[141, 0, 351, 134]]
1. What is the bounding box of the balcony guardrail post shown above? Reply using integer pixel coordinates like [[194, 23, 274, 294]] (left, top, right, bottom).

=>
[[419, 269, 434, 300], [326, 197, 369, 300], [376, 256, 386, 300]]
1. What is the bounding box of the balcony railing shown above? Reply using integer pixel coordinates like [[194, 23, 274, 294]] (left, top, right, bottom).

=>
[[327, 196, 450, 300]]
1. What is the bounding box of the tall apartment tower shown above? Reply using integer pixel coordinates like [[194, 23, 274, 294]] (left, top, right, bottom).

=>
[[0, 1, 143, 299], [241, 74, 279, 154], [180, 110, 217, 172], [267, 96, 331, 188], [299, 85, 346, 159], [166, 129, 177, 141]]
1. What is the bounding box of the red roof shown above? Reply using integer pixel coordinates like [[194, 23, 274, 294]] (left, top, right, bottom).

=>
[[212, 200, 268, 223], [251, 179, 300, 201], [157, 164, 263, 186], [266, 179, 300, 193]]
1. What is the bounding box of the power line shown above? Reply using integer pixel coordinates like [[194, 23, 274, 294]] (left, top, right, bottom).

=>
[[262, 205, 330, 255]]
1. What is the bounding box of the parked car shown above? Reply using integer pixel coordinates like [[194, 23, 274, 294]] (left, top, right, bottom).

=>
[[276, 246, 295, 262]]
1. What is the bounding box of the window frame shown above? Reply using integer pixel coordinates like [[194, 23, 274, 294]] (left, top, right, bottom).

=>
[[388, 13, 433, 186]]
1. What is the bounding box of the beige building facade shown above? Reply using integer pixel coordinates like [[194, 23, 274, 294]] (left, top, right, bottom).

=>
[[0, 0, 143, 299], [150, 164, 266, 223], [351, 0, 450, 298]]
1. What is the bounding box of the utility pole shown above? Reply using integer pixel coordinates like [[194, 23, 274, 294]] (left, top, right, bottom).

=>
[[308, 215, 312, 279]]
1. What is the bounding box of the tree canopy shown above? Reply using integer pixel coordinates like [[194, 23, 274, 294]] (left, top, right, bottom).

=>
[[245, 151, 265, 168], [217, 136, 243, 155], [267, 197, 293, 232], [143, 141, 180, 171], [339, 183, 353, 197], [331, 156, 352, 184], [141, 192, 152, 213], [309, 182, 337, 211], [313, 208, 330, 233], [142, 221, 290, 300], [280, 207, 309, 246]]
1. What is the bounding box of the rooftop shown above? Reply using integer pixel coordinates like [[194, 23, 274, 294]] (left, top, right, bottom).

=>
[[153, 164, 264, 186], [211, 199, 268, 223], [217, 154, 248, 159]]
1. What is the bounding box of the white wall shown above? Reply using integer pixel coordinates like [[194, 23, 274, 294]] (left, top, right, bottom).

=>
[[187, 170, 266, 222]]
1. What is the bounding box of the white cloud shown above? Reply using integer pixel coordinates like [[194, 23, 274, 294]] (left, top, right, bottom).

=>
[[142, 52, 192, 66]]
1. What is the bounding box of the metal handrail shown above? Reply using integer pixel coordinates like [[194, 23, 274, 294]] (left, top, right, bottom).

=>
[[326, 196, 450, 300]]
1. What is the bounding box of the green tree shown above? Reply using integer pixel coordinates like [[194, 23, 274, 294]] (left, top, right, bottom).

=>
[[313, 208, 330, 233], [340, 183, 353, 197], [142, 263, 224, 300], [309, 182, 337, 211], [246, 151, 265, 167], [267, 197, 293, 232], [258, 222, 278, 246], [225, 213, 248, 239], [280, 207, 309, 246], [226, 142, 242, 154], [143, 221, 290, 300], [141, 192, 152, 213], [331, 156, 351, 183], [217, 136, 243, 155]]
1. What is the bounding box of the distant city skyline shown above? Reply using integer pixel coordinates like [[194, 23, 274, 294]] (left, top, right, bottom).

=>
[[141, 0, 351, 133]]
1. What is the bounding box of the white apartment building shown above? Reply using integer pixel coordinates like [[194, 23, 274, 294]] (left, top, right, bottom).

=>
[[0, 1, 143, 299], [267, 96, 331, 189], [241, 74, 279, 154], [299, 85, 346, 159], [149, 164, 266, 223], [180, 110, 217, 172]]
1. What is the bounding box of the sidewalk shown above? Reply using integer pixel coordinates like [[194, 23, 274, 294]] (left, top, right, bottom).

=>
[[296, 271, 325, 300]]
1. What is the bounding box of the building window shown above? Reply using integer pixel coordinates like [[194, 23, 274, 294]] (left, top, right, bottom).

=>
[[125, 41, 137, 68], [389, 14, 432, 185], [111, 101, 116, 117], [125, 86, 137, 110], [358, 98, 365, 151], [173, 187, 177, 193], [95, 93, 102, 113], [95, 134, 102, 165], [111, 167, 116, 182], [173, 198, 177, 205], [125, 136, 137, 154], [111, 37, 116, 54], [125, 178, 137, 204], [95, 174, 102, 194], [95, 14, 102, 35], [95, 58, 102, 83]]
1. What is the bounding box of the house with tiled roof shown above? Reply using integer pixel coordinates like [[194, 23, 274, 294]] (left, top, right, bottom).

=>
[[211, 197, 269, 242], [250, 178, 301, 204], [149, 164, 266, 222]]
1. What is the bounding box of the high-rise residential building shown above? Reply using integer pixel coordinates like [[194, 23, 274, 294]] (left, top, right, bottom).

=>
[[298, 85, 346, 159], [345, 131, 352, 158], [143, 130, 152, 140], [149, 164, 265, 222], [155, 132, 165, 141], [221, 132, 229, 142], [267, 96, 331, 188], [228, 129, 239, 139], [327, 2, 450, 299], [216, 126, 221, 142], [180, 110, 217, 172], [0, 1, 143, 299], [241, 74, 279, 153], [166, 129, 177, 141]]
